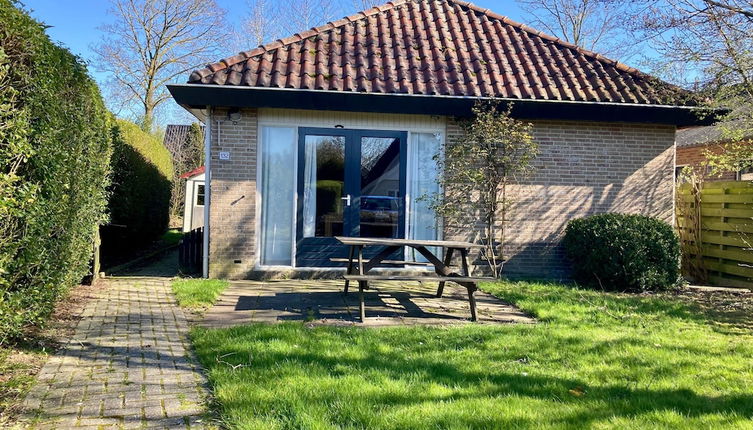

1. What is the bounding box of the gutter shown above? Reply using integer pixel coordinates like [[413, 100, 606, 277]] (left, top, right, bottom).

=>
[[167, 84, 721, 127], [202, 107, 212, 278]]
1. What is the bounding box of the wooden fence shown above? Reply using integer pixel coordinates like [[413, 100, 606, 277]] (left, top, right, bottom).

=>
[[179, 227, 203, 274], [677, 180, 753, 288]]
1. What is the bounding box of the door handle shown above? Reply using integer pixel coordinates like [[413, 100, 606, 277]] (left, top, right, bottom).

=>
[[341, 194, 351, 207]]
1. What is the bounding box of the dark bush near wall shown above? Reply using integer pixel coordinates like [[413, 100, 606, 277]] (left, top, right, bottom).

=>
[[563, 214, 681, 292], [0, 1, 113, 344], [102, 120, 173, 262]]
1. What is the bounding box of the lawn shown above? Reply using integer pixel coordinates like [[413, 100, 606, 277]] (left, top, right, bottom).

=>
[[190, 281, 753, 429], [160, 228, 184, 246], [172, 278, 229, 311]]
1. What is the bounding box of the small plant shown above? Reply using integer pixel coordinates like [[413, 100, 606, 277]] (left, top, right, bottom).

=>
[[563, 213, 681, 292], [425, 101, 538, 277]]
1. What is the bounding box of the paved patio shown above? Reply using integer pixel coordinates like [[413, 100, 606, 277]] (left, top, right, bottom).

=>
[[201, 279, 534, 328]]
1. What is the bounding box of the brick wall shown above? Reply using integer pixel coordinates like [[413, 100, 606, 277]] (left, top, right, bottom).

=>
[[207, 108, 676, 281], [446, 119, 676, 279], [207, 108, 258, 279], [676, 143, 739, 181]]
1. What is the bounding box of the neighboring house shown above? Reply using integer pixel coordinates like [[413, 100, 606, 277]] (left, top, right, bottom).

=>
[[180, 166, 206, 232], [676, 125, 753, 180], [168, 0, 711, 280]]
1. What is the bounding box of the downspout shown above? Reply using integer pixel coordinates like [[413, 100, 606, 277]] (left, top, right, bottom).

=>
[[202, 107, 212, 278]]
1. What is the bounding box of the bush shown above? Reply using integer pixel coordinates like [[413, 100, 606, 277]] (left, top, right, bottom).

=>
[[0, 1, 113, 344], [102, 120, 173, 260], [563, 213, 681, 292]]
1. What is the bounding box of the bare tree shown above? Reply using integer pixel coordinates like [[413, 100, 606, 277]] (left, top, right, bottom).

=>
[[239, 0, 280, 48], [515, 0, 633, 58], [94, 0, 227, 133], [349, 0, 383, 11], [165, 124, 204, 223], [636, 0, 753, 145], [277, 0, 341, 36]]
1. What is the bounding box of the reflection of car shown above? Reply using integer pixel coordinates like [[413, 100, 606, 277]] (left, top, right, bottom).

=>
[[360, 196, 398, 223]]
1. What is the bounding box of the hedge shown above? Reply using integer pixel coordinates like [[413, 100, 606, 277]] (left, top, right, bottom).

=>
[[102, 120, 173, 259], [563, 213, 681, 292], [0, 1, 113, 344]]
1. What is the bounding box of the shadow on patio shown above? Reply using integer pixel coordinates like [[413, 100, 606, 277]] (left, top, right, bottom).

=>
[[200, 279, 534, 328]]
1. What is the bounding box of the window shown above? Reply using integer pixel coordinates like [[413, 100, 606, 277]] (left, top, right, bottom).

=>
[[739, 166, 753, 181], [259, 126, 296, 266], [407, 132, 442, 261], [195, 184, 205, 206]]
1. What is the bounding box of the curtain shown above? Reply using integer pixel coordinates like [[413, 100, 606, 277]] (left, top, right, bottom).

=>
[[408, 132, 442, 260], [260, 126, 296, 266], [302, 136, 317, 238]]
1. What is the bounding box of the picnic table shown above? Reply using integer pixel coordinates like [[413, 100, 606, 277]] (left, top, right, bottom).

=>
[[334, 236, 494, 322]]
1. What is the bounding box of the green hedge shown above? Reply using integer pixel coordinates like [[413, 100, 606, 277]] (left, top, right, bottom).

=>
[[102, 120, 173, 258], [563, 213, 681, 292], [0, 1, 113, 344]]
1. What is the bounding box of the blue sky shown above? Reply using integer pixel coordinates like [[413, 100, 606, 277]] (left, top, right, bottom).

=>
[[22, 0, 525, 86], [17, 1, 534, 125]]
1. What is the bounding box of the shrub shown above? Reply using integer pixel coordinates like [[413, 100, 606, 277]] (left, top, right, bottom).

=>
[[102, 120, 173, 260], [0, 1, 113, 344], [563, 213, 681, 292]]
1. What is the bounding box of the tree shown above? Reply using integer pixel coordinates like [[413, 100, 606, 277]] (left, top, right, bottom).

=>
[[515, 0, 632, 58], [635, 0, 753, 170], [426, 102, 539, 277], [350, 0, 383, 10], [166, 123, 204, 222], [239, 0, 280, 49], [94, 0, 226, 133], [277, 0, 340, 36]]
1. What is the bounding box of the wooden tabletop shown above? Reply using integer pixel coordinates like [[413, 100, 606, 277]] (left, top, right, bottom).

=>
[[334, 236, 486, 249]]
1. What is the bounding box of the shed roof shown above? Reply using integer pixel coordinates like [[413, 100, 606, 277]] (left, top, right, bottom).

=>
[[180, 166, 205, 179]]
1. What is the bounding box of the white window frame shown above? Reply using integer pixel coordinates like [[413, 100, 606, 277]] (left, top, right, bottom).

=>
[[255, 116, 445, 271], [194, 182, 206, 207]]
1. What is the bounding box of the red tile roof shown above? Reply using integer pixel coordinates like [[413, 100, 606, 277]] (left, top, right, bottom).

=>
[[188, 0, 692, 106], [180, 166, 205, 179]]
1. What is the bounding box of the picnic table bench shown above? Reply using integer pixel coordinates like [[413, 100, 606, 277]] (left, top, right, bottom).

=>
[[334, 236, 494, 322]]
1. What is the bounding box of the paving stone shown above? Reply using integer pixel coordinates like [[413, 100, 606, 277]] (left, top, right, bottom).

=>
[[202, 279, 536, 327], [20, 278, 209, 429]]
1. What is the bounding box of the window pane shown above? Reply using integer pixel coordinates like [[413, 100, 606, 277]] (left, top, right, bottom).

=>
[[260, 126, 296, 265], [196, 185, 205, 206], [408, 132, 441, 260], [360, 137, 400, 238], [302, 135, 345, 237]]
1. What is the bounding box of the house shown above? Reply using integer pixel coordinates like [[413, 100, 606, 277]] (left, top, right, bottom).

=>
[[168, 0, 712, 280], [180, 166, 206, 232], [676, 125, 752, 180]]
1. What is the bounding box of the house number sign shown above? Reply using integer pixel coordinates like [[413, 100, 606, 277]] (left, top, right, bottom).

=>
[[219, 151, 230, 160]]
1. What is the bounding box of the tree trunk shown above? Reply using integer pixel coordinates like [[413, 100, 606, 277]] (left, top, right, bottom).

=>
[[142, 104, 154, 134]]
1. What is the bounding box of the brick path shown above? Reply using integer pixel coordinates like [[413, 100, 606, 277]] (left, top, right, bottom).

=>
[[23, 278, 209, 429]]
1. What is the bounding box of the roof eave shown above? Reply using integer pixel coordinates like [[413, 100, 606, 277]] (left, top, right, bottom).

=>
[[168, 84, 720, 127]]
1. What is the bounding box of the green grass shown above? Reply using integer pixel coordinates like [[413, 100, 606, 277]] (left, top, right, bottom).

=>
[[172, 279, 229, 311], [190, 281, 753, 429], [161, 228, 183, 246], [0, 347, 45, 425]]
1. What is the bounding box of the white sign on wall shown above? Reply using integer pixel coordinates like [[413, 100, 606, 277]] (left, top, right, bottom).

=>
[[219, 151, 230, 160]]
